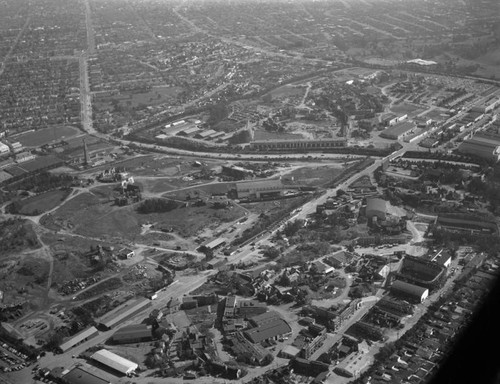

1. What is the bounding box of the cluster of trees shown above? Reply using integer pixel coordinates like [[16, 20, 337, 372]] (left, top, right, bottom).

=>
[[207, 103, 229, 127], [137, 198, 179, 214], [467, 176, 500, 214], [0, 219, 40, 254], [232, 197, 310, 246], [262, 117, 285, 132], [431, 226, 500, 256], [6, 172, 76, 193], [228, 130, 251, 144]]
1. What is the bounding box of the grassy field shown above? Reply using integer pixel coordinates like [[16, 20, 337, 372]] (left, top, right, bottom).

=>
[[269, 84, 306, 99], [44, 191, 246, 241], [15, 126, 81, 147], [111, 86, 183, 108], [17, 189, 71, 215], [390, 102, 425, 116], [283, 165, 344, 187]]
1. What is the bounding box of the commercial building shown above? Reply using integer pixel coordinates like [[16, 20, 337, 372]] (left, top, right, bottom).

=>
[[244, 311, 291, 344], [235, 179, 285, 199], [58, 326, 99, 352], [428, 249, 452, 268], [177, 126, 200, 136], [111, 324, 153, 344], [365, 198, 388, 221], [382, 113, 408, 126], [249, 138, 347, 151], [458, 133, 500, 161], [98, 298, 152, 330], [238, 300, 267, 318], [380, 122, 416, 140], [61, 367, 111, 384], [202, 238, 227, 252], [435, 215, 498, 235], [471, 97, 500, 114], [91, 349, 138, 375], [391, 280, 429, 303], [195, 129, 218, 139], [0, 142, 9, 154], [224, 295, 237, 318]]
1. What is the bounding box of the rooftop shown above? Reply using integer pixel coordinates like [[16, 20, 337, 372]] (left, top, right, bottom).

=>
[[91, 349, 138, 374], [62, 367, 111, 384]]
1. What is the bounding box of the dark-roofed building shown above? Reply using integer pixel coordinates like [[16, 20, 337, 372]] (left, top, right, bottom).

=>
[[428, 249, 452, 268], [58, 326, 98, 352], [61, 367, 111, 384], [380, 121, 416, 140], [201, 238, 227, 252], [391, 280, 429, 303], [366, 198, 387, 221], [98, 298, 152, 329], [244, 311, 291, 344], [111, 324, 153, 344], [238, 300, 267, 318], [458, 133, 500, 161]]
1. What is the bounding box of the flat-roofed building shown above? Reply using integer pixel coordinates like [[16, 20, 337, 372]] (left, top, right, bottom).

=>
[[380, 122, 416, 140], [235, 179, 285, 199], [177, 126, 200, 136], [91, 349, 138, 375], [209, 131, 226, 140], [98, 298, 151, 330], [458, 133, 500, 161], [195, 129, 218, 139], [58, 326, 99, 352]]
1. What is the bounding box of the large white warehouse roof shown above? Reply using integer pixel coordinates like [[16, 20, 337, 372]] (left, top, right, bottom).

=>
[[91, 349, 138, 374]]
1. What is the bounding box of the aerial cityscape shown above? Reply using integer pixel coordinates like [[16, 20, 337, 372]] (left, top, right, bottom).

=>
[[0, 0, 499, 383]]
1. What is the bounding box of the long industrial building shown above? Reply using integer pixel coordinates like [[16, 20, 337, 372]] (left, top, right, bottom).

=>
[[390, 280, 429, 303], [458, 133, 500, 161], [58, 326, 99, 352], [380, 122, 417, 140], [235, 179, 286, 199], [97, 298, 152, 329], [111, 324, 153, 344], [249, 138, 347, 151], [91, 349, 138, 375], [244, 311, 291, 344]]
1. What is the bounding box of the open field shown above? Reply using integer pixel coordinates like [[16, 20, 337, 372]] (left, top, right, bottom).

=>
[[104, 86, 184, 109], [390, 102, 425, 116], [14, 126, 81, 147], [282, 165, 344, 187], [16, 189, 71, 215], [42, 191, 246, 241], [269, 84, 306, 99]]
